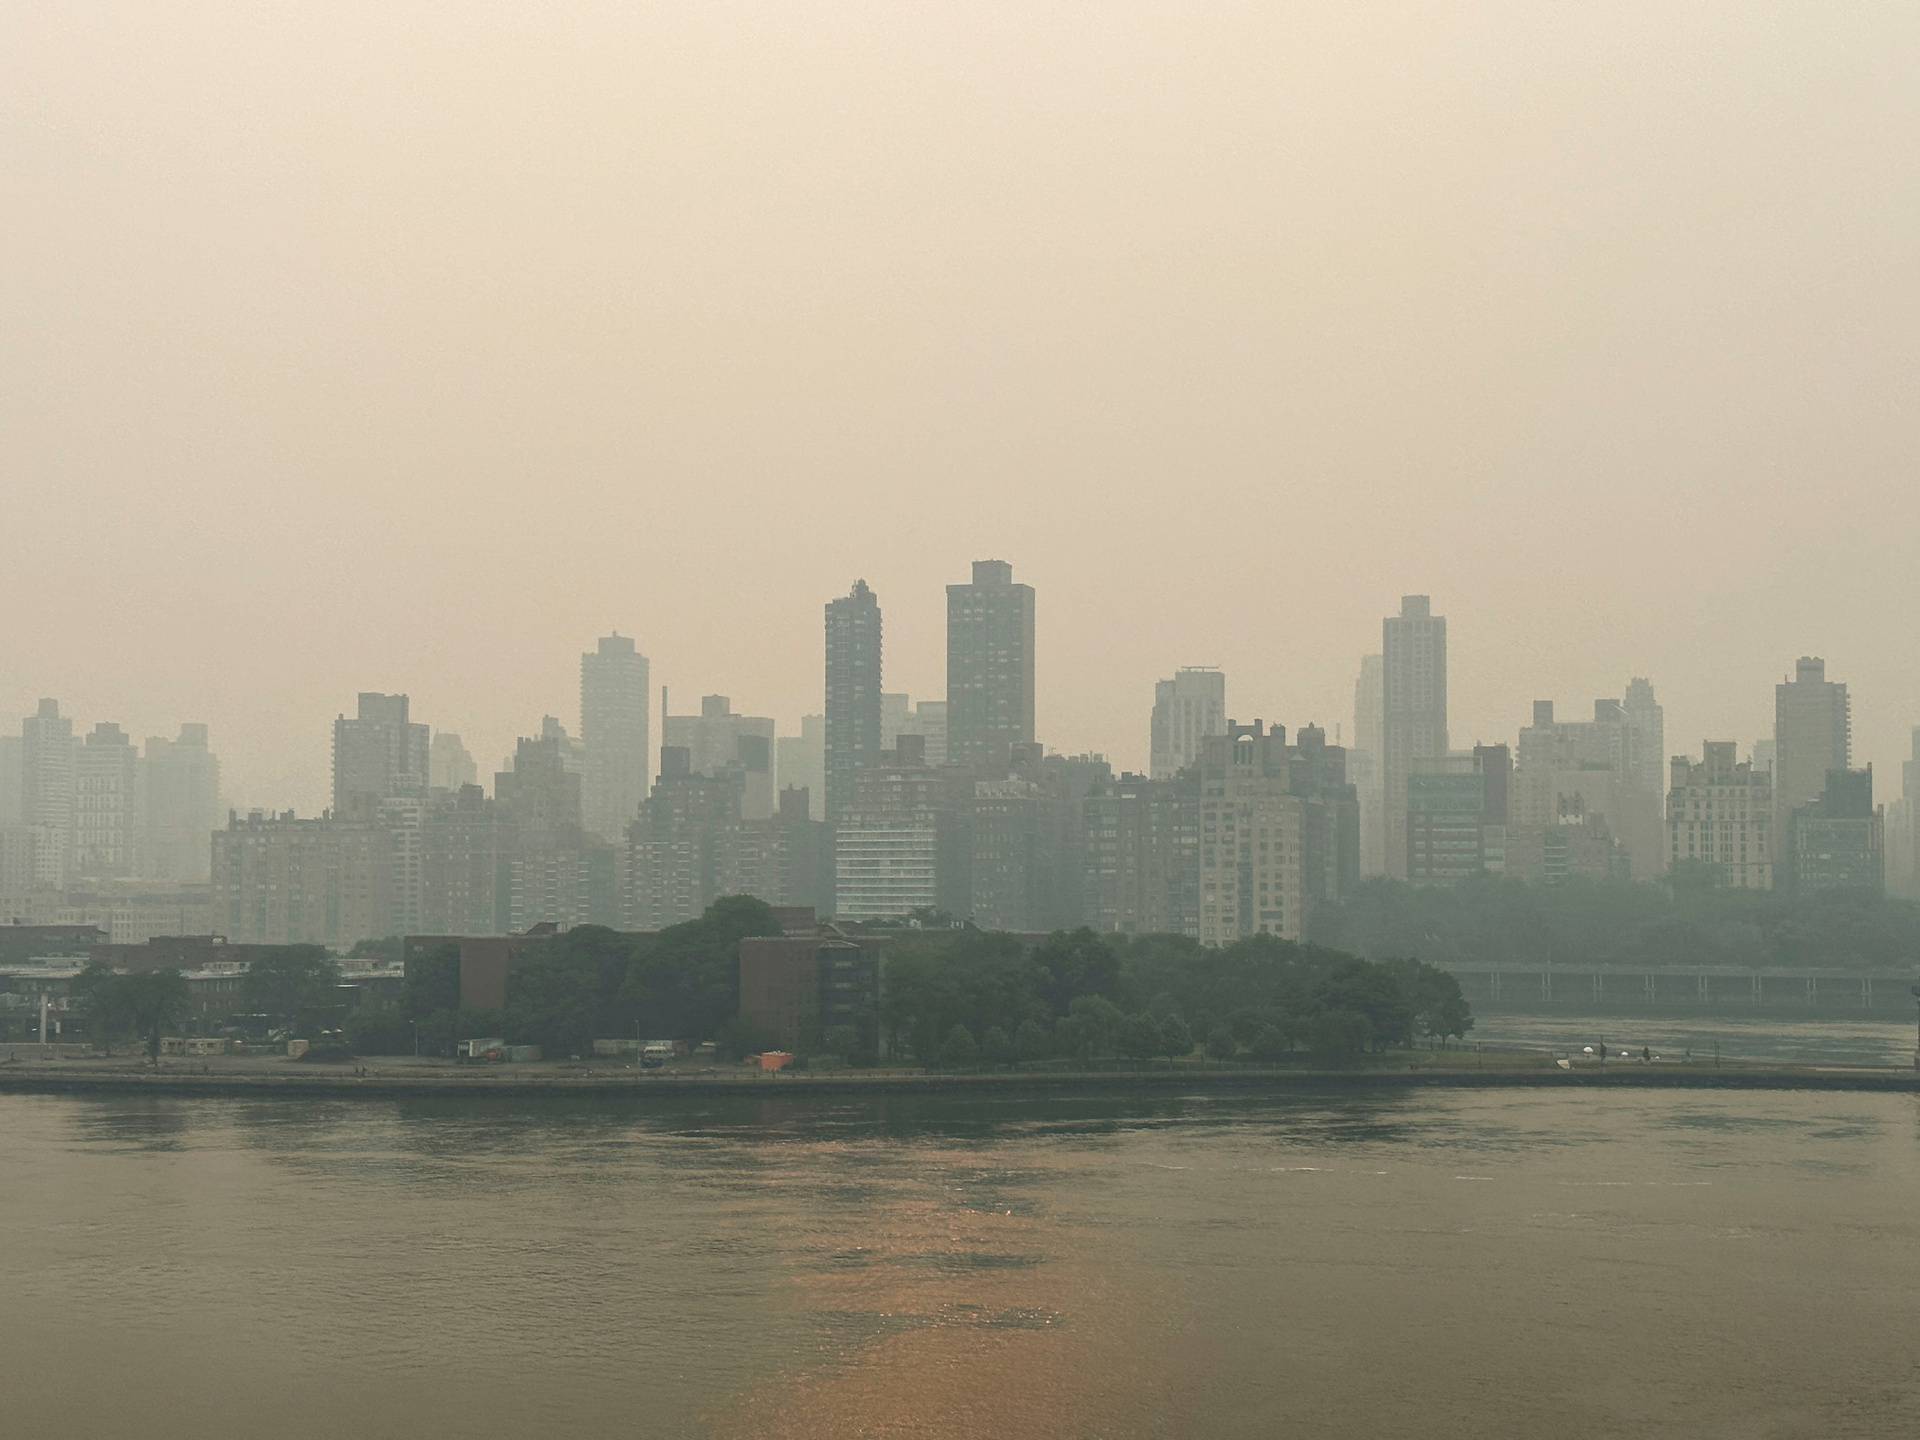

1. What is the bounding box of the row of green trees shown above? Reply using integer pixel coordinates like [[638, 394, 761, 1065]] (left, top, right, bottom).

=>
[[70, 967, 189, 1060], [881, 928, 1471, 1067], [1307, 874, 1920, 972], [71, 948, 350, 1060], [356, 896, 783, 1057], [355, 898, 1469, 1066], [64, 900, 1472, 1069]]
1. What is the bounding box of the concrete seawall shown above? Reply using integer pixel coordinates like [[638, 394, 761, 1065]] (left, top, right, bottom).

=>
[[3, 1064, 1918, 1101]]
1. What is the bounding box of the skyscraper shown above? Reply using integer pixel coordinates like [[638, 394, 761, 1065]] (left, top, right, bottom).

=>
[[880, 693, 913, 750], [824, 580, 883, 821], [0, 734, 22, 827], [580, 633, 650, 841], [1773, 657, 1850, 868], [1512, 698, 1659, 880], [332, 693, 428, 819], [946, 559, 1036, 771], [495, 731, 584, 836], [1887, 727, 1920, 900], [418, 782, 507, 934], [1622, 678, 1668, 877], [909, 700, 948, 768], [776, 714, 827, 822], [21, 699, 76, 889], [144, 723, 220, 883], [1623, 678, 1665, 798], [1668, 743, 1772, 890], [212, 811, 388, 947], [1381, 597, 1447, 879], [1787, 766, 1881, 893], [429, 731, 478, 792], [73, 722, 143, 879], [1352, 655, 1385, 875], [1194, 722, 1359, 943], [833, 736, 955, 921], [1150, 668, 1226, 780], [1407, 744, 1510, 886], [664, 695, 778, 819], [1082, 769, 1201, 938]]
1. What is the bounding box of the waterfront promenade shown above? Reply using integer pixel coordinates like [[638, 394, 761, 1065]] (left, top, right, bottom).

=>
[[3, 1053, 1917, 1098]]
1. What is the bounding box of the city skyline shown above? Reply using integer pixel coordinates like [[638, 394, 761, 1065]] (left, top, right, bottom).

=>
[[5, 580, 1916, 818], [8, 5, 1918, 814], [8, 9, 1920, 1432]]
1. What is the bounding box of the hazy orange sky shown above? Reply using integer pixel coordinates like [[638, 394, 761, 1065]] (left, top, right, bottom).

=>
[[5, 2, 1917, 811]]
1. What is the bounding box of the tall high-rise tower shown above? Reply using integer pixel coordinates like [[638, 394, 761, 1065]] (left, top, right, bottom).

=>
[[0, 734, 22, 827], [428, 732, 478, 792], [1352, 654, 1386, 875], [1382, 596, 1448, 879], [1623, 678, 1665, 798], [1890, 726, 1920, 899], [825, 580, 884, 821], [580, 633, 650, 840], [144, 723, 221, 883], [21, 699, 76, 889], [1150, 668, 1226, 780], [331, 693, 429, 819], [74, 721, 143, 879], [946, 560, 1036, 771], [1622, 677, 1667, 876], [663, 695, 778, 820], [1773, 656, 1850, 864]]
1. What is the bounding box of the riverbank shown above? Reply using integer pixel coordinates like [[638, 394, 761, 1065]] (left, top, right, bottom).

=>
[[2, 1056, 1918, 1099]]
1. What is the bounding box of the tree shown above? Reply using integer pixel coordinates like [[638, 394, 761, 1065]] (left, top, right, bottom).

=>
[[345, 1001, 414, 1056], [982, 1025, 1013, 1066], [503, 952, 601, 1057], [1030, 929, 1122, 1016], [1382, 958, 1472, 1049], [73, 962, 132, 1054], [1203, 1024, 1237, 1061], [714, 1016, 778, 1062], [1227, 1010, 1267, 1045], [123, 970, 190, 1063], [1429, 992, 1473, 1046], [72, 965, 188, 1061], [938, 1023, 979, 1068], [401, 942, 461, 1021], [1250, 1025, 1290, 1064], [1062, 994, 1122, 1059], [1668, 859, 1726, 893], [242, 947, 342, 1031], [1157, 1014, 1192, 1059], [1145, 991, 1183, 1021], [1013, 1017, 1051, 1065], [1306, 1009, 1372, 1064], [1314, 959, 1412, 1051], [1117, 1012, 1162, 1061], [623, 896, 779, 1042]]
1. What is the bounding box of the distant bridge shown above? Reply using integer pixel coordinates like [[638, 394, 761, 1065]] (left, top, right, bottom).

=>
[[1444, 962, 1920, 1017]]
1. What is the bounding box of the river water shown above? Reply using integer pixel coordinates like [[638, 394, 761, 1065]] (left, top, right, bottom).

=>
[[1472, 1011, 1920, 1067], [5, 1083, 1918, 1439]]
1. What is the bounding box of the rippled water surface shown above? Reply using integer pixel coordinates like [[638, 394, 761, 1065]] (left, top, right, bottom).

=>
[[5, 1087, 1918, 1438], [1471, 1011, 1920, 1067]]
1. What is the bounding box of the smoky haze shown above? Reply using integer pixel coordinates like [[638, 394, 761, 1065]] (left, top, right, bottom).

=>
[[4, 2, 1917, 809]]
